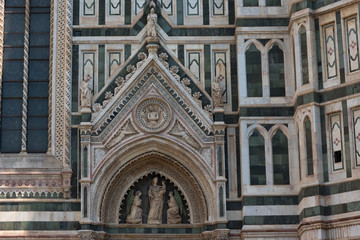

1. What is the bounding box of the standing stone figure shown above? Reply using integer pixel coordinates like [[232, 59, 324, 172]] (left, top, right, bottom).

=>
[[212, 75, 223, 108], [126, 191, 143, 224], [167, 191, 182, 224], [147, 177, 166, 224], [80, 74, 92, 111], [147, 8, 157, 38]]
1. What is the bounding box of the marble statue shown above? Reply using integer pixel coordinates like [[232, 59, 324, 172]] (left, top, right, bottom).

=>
[[126, 191, 143, 224], [147, 177, 166, 224], [212, 75, 223, 108], [167, 191, 182, 224], [80, 74, 92, 110], [147, 8, 157, 38]]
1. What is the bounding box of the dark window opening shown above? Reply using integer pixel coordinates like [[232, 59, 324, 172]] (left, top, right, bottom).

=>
[[334, 151, 342, 163]]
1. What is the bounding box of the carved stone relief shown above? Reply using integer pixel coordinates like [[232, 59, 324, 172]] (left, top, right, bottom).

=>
[[169, 120, 201, 150], [107, 120, 139, 149], [136, 99, 171, 133]]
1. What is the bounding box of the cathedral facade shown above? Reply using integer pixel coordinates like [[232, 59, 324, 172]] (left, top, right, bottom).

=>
[[1, 0, 360, 239]]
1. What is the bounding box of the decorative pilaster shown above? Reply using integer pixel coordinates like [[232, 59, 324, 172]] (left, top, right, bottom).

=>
[[54, 0, 73, 168], [0, 0, 4, 135], [47, 0, 54, 153], [80, 126, 91, 222], [20, 0, 30, 152]]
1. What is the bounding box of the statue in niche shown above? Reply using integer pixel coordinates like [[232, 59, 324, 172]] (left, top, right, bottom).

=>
[[147, 8, 157, 38], [80, 74, 92, 111], [167, 191, 182, 224], [212, 75, 223, 108], [126, 191, 143, 224], [147, 177, 166, 224]]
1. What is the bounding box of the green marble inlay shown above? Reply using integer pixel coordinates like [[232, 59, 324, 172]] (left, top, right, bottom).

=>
[[0, 202, 80, 211], [244, 215, 299, 225], [178, 45, 184, 65], [98, 45, 105, 91], [227, 221, 242, 229], [71, 128, 80, 198], [315, 18, 323, 89], [236, 18, 289, 27], [226, 201, 242, 210], [230, 44, 238, 111], [204, 45, 211, 95], [125, 44, 131, 60], [72, 45, 79, 112], [73, 0, 79, 25], [336, 11, 345, 83], [125, 0, 131, 24], [320, 107, 329, 182], [0, 221, 80, 231], [243, 0, 258, 7], [291, 0, 350, 14], [342, 101, 352, 178], [300, 200, 360, 220], [99, 0, 105, 25], [177, 0, 184, 25], [203, 0, 209, 25]]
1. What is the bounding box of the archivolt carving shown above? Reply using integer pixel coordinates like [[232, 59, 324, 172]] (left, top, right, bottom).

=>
[[90, 137, 216, 225]]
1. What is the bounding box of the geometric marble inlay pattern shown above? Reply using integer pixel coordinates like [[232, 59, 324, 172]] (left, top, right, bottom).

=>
[[324, 24, 337, 79], [330, 113, 343, 170], [346, 17, 360, 73], [353, 108, 360, 166]]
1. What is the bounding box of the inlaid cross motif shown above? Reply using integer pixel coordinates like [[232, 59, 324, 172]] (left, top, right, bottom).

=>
[[334, 138, 340, 146], [328, 47, 334, 56], [350, 40, 357, 50]]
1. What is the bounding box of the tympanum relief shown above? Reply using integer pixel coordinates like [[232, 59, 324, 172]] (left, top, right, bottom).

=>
[[120, 174, 189, 225]]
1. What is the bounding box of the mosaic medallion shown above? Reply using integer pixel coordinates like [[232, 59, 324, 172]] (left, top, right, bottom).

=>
[[136, 99, 171, 133]]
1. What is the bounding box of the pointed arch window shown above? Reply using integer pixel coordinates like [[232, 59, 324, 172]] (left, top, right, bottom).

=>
[[246, 44, 262, 97], [300, 26, 309, 85], [272, 130, 289, 184], [249, 129, 266, 185], [269, 44, 285, 97], [304, 117, 314, 175]]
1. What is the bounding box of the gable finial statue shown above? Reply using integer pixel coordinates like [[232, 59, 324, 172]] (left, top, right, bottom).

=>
[[147, 7, 157, 39]]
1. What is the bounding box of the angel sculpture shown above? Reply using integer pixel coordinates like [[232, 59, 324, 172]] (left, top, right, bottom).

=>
[[126, 191, 143, 224], [167, 191, 182, 224]]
